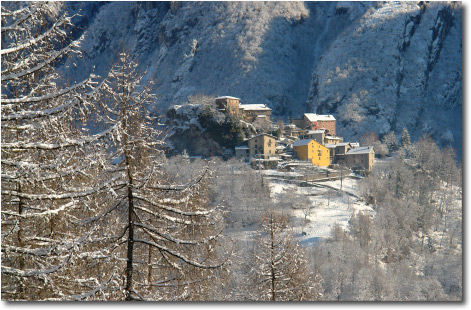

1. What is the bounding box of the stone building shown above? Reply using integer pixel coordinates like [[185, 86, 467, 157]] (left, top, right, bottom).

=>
[[215, 96, 240, 115], [247, 133, 276, 159]]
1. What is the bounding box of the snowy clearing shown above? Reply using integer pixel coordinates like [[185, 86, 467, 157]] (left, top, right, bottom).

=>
[[267, 172, 374, 246]]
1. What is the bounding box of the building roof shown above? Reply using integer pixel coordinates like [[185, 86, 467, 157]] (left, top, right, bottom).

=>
[[307, 130, 325, 134], [304, 113, 336, 122], [249, 133, 277, 140], [239, 104, 272, 111], [324, 142, 350, 148], [216, 96, 240, 100], [346, 146, 374, 155], [293, 139, 313, 147], [325, 136, 342, 140], [324, 144, 337, 149]]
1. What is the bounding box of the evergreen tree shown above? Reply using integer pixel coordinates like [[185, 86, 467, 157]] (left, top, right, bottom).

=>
[[400, 127, 411, 147]]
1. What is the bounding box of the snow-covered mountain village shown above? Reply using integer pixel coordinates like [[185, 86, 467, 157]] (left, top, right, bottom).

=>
[[1, 1, 462, 302]]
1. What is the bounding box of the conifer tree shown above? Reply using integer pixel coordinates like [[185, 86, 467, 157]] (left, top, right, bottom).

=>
[[400, 127, 411, 147], [248, 211, 323, 301], [85, 52, 231, 301], [1, 2, 105, 300]]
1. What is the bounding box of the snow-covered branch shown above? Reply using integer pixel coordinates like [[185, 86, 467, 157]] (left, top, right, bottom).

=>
[[2, 174, 124, 200], [1, 4, 40, 33], [1, 77, 89, 106], [135, 222, 224, 245], [134, 238, 228, 269], [2, 123, 117, 150], [1, 44, 75, 81], [1, 13, 71, 55], [132, 192, 213, 216]]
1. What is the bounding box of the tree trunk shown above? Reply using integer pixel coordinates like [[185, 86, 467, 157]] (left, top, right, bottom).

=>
[[125, 183, 135, 300]]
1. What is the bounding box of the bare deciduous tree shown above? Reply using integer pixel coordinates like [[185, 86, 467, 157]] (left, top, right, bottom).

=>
[[84, 52, 231, 301], [248, 211, 323, 301], [1, 2, 104, 300]]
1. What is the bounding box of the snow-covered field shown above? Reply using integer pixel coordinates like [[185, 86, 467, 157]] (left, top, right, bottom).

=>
[[268, 174, 374, 246]]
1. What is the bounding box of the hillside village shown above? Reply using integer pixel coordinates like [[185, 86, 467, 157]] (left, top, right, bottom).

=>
[[214, 96, 375, 176]]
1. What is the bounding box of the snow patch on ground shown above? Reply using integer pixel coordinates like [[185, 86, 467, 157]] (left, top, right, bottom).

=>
[[267, 173, 374, 246]]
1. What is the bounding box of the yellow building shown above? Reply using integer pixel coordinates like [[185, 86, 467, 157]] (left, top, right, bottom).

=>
[[293, 139, 330, 167], [247, 133, 276, 159]]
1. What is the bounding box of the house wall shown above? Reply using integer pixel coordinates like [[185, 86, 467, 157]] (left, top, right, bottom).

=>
[[216, 98, 240, 115], [324, 136, 343, 144], [338, 150, 375, 171], [310, 142, 330, 167], [307, 132, 325, 145], [235, 148, 250, 161], [293, 144, 310, 161], [303, 116, 336, 135], [243, 110, 271, 122], [248, 135, 275, 158], [293, 140, 330, 167]]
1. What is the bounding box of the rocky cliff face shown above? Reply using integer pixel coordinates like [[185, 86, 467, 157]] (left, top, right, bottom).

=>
[[62, 1, 462, 155], [306, 1, 461, 154]]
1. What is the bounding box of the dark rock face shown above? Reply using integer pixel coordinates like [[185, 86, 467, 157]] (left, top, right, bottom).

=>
[[61, 1, 461, 155]]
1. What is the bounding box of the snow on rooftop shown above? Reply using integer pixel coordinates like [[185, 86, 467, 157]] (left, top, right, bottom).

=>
[[324, 142, 350, 148], [239, 104, 272, 111], [250, 133, 276, 140], [304, 113, 336, 122], [293, 139, 313, 147], [216, 96, 240, 100], [324, 143, 337, 148], [307, 130, 325, 134], [346, 146, 373, 155]]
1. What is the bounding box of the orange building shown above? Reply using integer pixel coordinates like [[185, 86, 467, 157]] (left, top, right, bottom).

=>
[[303, 113, 336, 136], [293, 139, 330, 167]]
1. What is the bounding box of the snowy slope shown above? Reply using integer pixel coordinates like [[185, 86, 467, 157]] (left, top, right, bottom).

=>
[[307, 1, 462, 154], [268, 175, 374, 245], [61, 1, 461, 154]]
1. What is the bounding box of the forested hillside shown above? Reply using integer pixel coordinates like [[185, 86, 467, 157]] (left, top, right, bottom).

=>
[[1, 1, 462, 301], [58, 1, 461, 155]]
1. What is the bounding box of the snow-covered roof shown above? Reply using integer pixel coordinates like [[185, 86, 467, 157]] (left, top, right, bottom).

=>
[[304, 113, 336, 122], [307, 130, 325, 134], [239, 104, 272, 111], [324, 143, 337, 149], [235, 145, 250, 150], [249, 133, 276, 140], [324, 142, 350, 148], [325, 136, 342, 140], [346, 146, 373, 155], [216, 96, 240, 100], [293, 139, 313, 147]]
